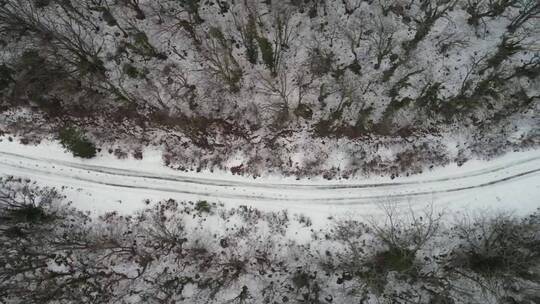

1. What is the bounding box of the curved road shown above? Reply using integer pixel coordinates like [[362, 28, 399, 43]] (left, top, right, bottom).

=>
[[0, 146, 539, 211]]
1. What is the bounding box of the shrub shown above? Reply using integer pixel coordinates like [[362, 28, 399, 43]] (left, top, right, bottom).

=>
[[58, 127, 97, 158], [244, 16, 259, 65], [34, 0, 51, 8], [178, 0, 203, 23], [4, 226, 26, 238], [13, 49, 72, 112], [257, 36, 275, 75], [19, 49, 45, 69], [7, 204, 51, 223], [294, 103, 313, 119], [0, 64, 14, 91], [372, 248, 415, 273], [101, 8, 117, 26], [292, 270, 311, 289], [348, 60, 362, 75], [204, 27, 243, 92], [0, 178, 60, 225], [129, 32, 167, 60], [123, 63, 143, 79], [308, 47, 334, 76], [195, 200, 212, 213], [485, 37, 522, 71], [415, 82, 442, 110]]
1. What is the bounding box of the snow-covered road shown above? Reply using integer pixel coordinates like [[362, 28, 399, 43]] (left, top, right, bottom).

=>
[[0, 138, 539, 218]]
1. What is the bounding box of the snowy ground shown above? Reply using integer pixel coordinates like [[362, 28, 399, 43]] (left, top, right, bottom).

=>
[[0, 135, 538, 221]]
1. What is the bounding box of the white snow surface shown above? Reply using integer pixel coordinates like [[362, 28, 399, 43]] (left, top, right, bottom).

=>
[[0, 135, 538, 221]]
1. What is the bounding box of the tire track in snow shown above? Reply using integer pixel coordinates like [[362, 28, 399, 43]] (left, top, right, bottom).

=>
[[1, 150, 539, 189], [0, 150, 539, 205], [58, 168, 540, 204]]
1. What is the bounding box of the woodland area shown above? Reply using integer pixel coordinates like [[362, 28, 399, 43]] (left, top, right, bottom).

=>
[[0, 0, 538, 177], [1, 177, 539, 303], [1, 2, 539, 303]]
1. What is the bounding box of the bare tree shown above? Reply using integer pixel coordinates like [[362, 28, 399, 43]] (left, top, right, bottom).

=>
[[256, 65, 315, 120], [140, 64, 198, 112], [120, 0, 146, 20], [257, 68, 293, 113], [378, 0, 398, 16], [465, 0, 519, 28], [198, 27, 243, 93], [447, 211, 540, 301], [338, 9, 368, 70], [367, 202, 443, 254], [407, 0, 459, 52], [342, 0, 363, 16], [262, 8, 299, 77], [0, 1, 106, 78], [150, 0, 203, 44], [369, 16, 396, 69], [434, 30, 470, 53], [507, 0, 540, 32]]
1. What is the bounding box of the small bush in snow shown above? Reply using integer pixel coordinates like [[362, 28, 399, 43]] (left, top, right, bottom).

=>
[[58, 127, 97, 158], [195, 200, 212, 214]]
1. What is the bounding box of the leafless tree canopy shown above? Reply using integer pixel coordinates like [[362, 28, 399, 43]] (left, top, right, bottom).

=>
[[1, 178, 539, 303], [0, 0, 538, 177]]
